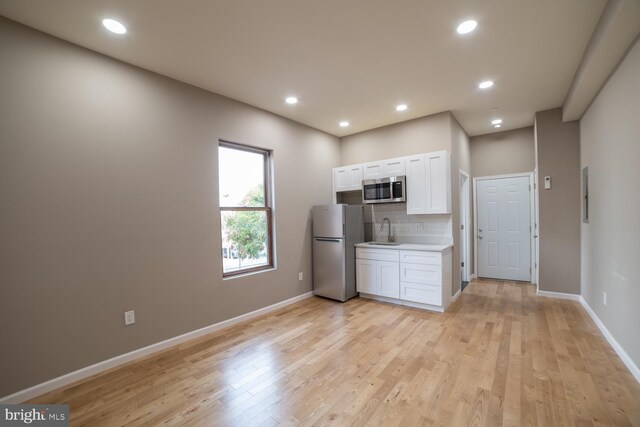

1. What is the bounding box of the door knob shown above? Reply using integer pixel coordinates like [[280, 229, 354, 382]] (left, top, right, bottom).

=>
[[478, 236, 483, 239]]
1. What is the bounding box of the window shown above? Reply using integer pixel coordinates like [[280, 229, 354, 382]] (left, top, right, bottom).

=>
[[218, 141, 274, 276]]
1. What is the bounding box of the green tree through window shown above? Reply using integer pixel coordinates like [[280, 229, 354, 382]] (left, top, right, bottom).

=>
[[224, 186, 267, 264]]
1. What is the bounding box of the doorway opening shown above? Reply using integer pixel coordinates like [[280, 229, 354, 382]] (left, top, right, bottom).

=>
[[459, 170, 470, 291]]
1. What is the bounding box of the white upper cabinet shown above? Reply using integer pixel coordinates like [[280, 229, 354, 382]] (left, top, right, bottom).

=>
[[347, 164, 364, 189], [405, 151, 451, 215], [334, 168, 350, 192], [333, 164, 363, 192], [425, 151, 451, 214], [363, 157, 406, 180], [333, 151, 450, 214], [362, 162, 385, 180], [383, 157, 406, 177], [405, 155, 427, 214]]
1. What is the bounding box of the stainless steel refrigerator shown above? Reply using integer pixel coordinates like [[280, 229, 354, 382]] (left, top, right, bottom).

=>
[[312, 204, 364, 302]]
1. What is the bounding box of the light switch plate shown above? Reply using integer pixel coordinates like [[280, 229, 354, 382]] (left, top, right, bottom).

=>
[[124, 310, 135, 325], [544, 176, 551, 189]]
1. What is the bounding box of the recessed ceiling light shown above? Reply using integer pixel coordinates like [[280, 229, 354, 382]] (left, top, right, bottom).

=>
[[285, 96, 298, 105], [456, 20, 477, 35], [478, 80, 494, 89], [494, 124, 502, 128], [102, 18, 127, 35], [339, 121, 350, 127], [491, 119, 503, 125], [396, 104, 408, 112]]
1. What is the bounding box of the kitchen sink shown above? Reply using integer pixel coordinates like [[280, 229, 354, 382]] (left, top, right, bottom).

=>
[[367, 242, 402, 246]]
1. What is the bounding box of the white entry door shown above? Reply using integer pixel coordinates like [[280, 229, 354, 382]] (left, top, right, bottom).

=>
[[477, 176, 531, 281]]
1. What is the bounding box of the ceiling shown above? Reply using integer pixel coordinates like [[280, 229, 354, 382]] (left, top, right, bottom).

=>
[[0, 0, 607, 137]]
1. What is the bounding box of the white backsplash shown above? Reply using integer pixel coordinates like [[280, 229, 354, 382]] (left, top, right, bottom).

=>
[[366, 203, 452, 245]]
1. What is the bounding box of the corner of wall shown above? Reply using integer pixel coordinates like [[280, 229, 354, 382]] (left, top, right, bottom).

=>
[[534, 107, 581, 295]]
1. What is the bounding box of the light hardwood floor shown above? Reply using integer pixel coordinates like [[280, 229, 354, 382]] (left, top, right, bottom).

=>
[[30, 280, 640, 426]]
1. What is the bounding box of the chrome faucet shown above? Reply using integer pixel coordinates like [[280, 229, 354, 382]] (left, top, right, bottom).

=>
[[380, 218, 394, 242]]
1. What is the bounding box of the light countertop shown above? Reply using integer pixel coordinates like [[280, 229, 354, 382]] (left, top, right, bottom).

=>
[[355, 242, 453, 251]]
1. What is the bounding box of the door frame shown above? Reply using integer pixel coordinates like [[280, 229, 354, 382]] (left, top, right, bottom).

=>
[[533, 168, 540, 289], [473, 172, 535, 283], [459, 170, 471, 284]]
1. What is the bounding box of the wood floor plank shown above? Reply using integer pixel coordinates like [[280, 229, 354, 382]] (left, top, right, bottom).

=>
[[26, 279, 640, 426]]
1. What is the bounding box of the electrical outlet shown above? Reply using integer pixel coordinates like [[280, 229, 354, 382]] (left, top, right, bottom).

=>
[[298, 272, 303, 281], [603, 292, 607, 306], [124, 310, 135, 325]]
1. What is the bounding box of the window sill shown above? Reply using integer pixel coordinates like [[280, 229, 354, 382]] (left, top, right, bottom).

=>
[[223, 267, 277, 281]]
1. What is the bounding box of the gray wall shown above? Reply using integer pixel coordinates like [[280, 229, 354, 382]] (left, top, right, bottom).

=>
[[580, 38, 640, 368], [470, 127, 535, 178], [534, 108, 581, 294], [340, 112, 452, 165], [469, 127, 535, 278], [0, 18, 340, 397]]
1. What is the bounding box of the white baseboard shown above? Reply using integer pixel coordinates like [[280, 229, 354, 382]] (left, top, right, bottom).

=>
[[0, 291, 314, 404], [535, 290, 640, 384], [469, 274, 477, 280], [452, 289, 461, 301], [536, 290, 581, 301], [579, 296, 640, 384]]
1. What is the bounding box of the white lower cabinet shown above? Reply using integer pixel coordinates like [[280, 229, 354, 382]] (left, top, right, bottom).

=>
[[400, 283, 441, 306], [355, 259, 377, 294], [400, 253, 442, 304], [356, 247, 452, 311], [400, 262, 441, 285], [379, 261, 400, 298], [356, 258, 400, 299]]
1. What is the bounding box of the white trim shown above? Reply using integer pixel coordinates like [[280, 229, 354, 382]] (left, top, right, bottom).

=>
[[0, 291, 314, 404], [536, 290, 581, 301], [473, 172, 535, 283], [452, 289, 461, 301], [579, 296, 640, 383], [472, 172, 534, 181], [222, 267, 277, 281], [533, 167, 540, 289], [469, 273, 477, 280], [459, 170, 471, 284]]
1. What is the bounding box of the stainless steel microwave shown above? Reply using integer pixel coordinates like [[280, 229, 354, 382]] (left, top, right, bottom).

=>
[[362, 176, 406, 204]]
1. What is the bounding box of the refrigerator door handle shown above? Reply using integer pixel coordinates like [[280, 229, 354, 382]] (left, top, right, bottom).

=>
[[314, 238, 341, 243]]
